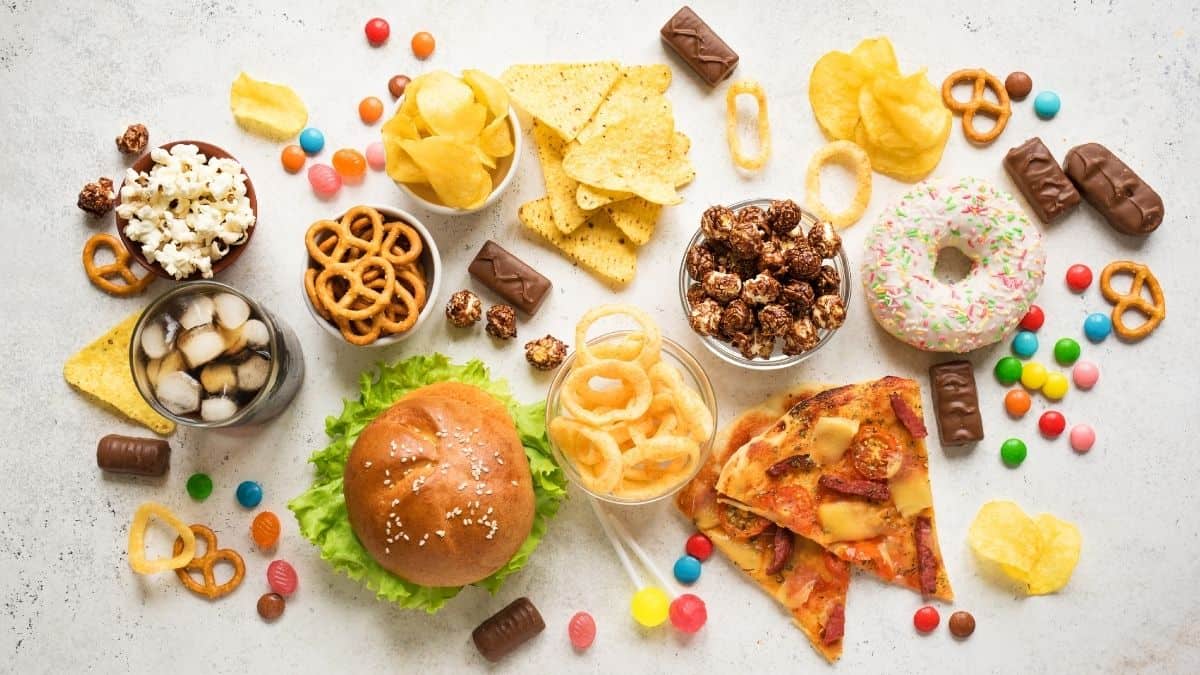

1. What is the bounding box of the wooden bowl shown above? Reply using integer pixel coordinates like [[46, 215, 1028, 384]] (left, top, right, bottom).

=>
[[116, 140, 257, 280]]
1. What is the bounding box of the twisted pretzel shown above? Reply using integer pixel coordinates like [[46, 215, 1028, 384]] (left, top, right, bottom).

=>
[[82, 233, 155, 296], [172, 524, 245, 600], [941, 69, 1011, 145], [1099, 260, 1165, 341]]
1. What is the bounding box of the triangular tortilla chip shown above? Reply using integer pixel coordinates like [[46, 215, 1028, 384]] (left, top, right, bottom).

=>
[[531, 121, 593, 234], [563, 107, 690, 205], [64, 311, 174, 435], [577, 83, 671, 144], [576, 184, 631, 211], [500, 62, 621, 141], [604, 198, 660, 245], [518, 197, 636, 285]]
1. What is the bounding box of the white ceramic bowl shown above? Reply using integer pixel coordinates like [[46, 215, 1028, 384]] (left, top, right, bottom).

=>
[[301, 204, 441, 348], [394, 106, 522, 216]]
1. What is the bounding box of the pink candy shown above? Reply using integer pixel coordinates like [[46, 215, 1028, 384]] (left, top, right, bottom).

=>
[[366, 142, 386, 171], [568, 611, 596, 650], [267, 559, 298, 596], [307, 163, 342, 197], [1070, 424, 1096, 453], [669, 594, 707, 633], [1072, 360, 1100, 390]]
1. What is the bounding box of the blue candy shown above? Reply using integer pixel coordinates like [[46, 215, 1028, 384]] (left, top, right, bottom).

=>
[[236, 480, 263, 508], [1083, 312, 1112, 342], [673, 555, 702, 584], [1034, 91, 1061, 119], [299, 127, 325, 154], [1012, 330, 1039, 358]]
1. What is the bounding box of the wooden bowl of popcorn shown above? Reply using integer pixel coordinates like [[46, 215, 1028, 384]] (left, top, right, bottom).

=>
[[115, 140, 258, 280]]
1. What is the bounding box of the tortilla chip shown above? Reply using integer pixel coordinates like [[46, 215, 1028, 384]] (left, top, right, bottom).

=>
[[500, 62, 621, 141], [605, 197, 661, 245], [531, 121, 593, 234], [576, 184, 631, 210], [563, 105, 688, 205], [64, 311, 174, 435], [577, 83, 671, 144], [229, 72, 308, 141], [518, 197, 636, 285]]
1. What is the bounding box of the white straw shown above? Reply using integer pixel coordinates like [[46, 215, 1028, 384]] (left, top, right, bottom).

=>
[[589, 498, 643, 588], [609, 513, 675, 592]]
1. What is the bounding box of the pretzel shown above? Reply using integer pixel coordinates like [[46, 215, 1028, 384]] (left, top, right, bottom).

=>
[[1099, 260, 1165, 341], [380, 221, 423, 267], [82, 233, 155, 296], [941, 69, 1011, 145], [172, 524, 245, 600]]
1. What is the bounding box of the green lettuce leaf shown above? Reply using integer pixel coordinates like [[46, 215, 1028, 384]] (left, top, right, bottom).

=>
[[287, 354, 567, 613]]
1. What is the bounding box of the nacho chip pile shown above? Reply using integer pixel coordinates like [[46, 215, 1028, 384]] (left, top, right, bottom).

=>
[[502, 63, 694, 285], [968, 500, 1082, 595]]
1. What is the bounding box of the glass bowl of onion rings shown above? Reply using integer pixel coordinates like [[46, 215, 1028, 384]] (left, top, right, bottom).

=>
[[545, 305, 718, 506]]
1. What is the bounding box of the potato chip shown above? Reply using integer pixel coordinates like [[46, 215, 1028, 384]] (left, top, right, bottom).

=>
[[532, 121, 593, 234], [461, 69, 509, 119], [416, 71, 487, 142], [854, 120, 949, 181], [500, 62, 622, 140], [849, 37, 900, 78], [808, 51, 868, 141], [380, 111, 427, 183], [562, 106, 685, 205], [1023, 514, 1082, 595], [519, 198, 637, 285], [229, 72, 308, 141], [858, 70, 950, 151], [399, 136, 492, 209], [967, 500, 1042, 575], [477, 116, 514, 158]]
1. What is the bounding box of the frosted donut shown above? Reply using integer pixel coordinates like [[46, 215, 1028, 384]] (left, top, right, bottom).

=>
[[862, 177, 1046, 352]]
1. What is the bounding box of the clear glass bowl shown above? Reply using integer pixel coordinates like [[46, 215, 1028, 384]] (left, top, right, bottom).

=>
[[545, 331, 717, 506], [677, 198, 852, 370]]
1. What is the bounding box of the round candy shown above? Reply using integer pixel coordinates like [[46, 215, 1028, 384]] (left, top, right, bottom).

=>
[[298, 127, 325, 154], [186, 473, 213, 501], [630, 586, 670, 627], [257, 592, 285, 621], [948, 611, 976, 638], [411, 31, 435, 59], [1039, 410, 1067, 438], [388, 74, 411, 99], [1053, 338, 1081, 365], [1011, 330, 1039, 358], [332, 148, 367, 179], [1083, 313, 1112, 342], [267, 559, 298, 596], [1004, 389, 1032, 417], [1020, 361, 1048, 390], [669, 594, 707, 634], [913, 605, 940, 633], [251, 511, 281, 549], [568, 611, 596, 650], [307, 164, 342, 197], [685, 532, 713, 562], [1034, 91, 1061, 119], [1072, 360, 1100, 389], [673, 555, 702, 584], [280, 144, 306, 173], [1019, 305, 1045, 331], [1042, 372, 1069, 401], [365, 142, 386, 171], [1004, 72, 1033, 100], [1070, 424, 1096, 453], [1000, 438, 1027, 466], [364, 17, 390, 45], [1065, 264, 1092, 292], [994, 356, 1023, 386], [359, 96, 383, 124], [236, 480, 263, 508]]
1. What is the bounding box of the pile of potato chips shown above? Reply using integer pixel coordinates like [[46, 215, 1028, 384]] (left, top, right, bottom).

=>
[[968, 500, 1082, 595], [502, 62, 694, 285], [809, 37, 951, 181], [381, 70, 515, 209]]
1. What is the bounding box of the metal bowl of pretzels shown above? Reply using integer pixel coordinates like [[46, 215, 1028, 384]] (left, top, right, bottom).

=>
[[301, 204, 441, 347]]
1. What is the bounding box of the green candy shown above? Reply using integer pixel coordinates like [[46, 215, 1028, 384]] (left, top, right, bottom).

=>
[[187, 473, 213, 501], [994, 356, 1023, 385], [1053, 338, 1081, 366], [1000, 439, 1027, 466]]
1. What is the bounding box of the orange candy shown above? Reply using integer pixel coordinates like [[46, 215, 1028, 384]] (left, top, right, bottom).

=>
[[332, 148, 367, 179], [359, 96, 384, 124], [1004, 389, 1032, 417], [280, 145, 306, 173], [251, 511, 281, 549], [411, 31, 435, 59]]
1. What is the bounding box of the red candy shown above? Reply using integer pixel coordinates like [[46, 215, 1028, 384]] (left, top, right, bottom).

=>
[[1039, 410, 1067, 438], [913, 605, 940, 633], [1065, 264, 1093, 292], [267, 559, 298, 596], [1019, 305, 1045, 331], [568, 611, 596, 650], [669, 594, 707, 633], [685, 532, 713, 562], [364, 17, 390, 45]]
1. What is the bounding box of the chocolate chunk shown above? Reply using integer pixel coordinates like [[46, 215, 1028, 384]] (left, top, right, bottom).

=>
[[468, 240, 552, 315], [1003, 137, 1081, 224], [257, 592, 285, 621], [96, 434, 170, 476], [928, 360, 984, 446], [1064, 142, 1164, 236], [472, 597, 545, 662], [659, 6, 739, 86], [949, 611, 976, 638], [1004, 72, 1032, 100]]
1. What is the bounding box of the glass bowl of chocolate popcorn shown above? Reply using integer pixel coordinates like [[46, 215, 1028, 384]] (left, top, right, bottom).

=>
[[678, 198, 851, 369]]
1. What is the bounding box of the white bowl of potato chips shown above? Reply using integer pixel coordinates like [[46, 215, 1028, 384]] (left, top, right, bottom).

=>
[[381, 70, 521, 215]]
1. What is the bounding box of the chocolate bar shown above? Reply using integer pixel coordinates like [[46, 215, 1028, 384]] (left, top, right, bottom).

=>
[[1003, 137, 1080, 223], [1064, 143, 1163, 236], [96, 434, 170, 476], [928, 361, 984, 446], [468, 240, 551, 315], [660, 6, 739, 86], [472, 597, 545, 662]]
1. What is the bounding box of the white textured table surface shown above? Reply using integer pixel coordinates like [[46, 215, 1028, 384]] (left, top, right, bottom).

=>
[[3, 1, 1199, 673]]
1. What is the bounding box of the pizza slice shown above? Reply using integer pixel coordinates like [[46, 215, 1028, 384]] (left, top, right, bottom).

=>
[[677, 385, 851, 662], [715, 376, 953, 601]]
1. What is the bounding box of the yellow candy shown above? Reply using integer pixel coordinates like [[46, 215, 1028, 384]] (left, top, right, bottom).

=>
[[630, 586, 670, 627], [1021, 362, 1048, 390], [1042, 372, 1069, 400]]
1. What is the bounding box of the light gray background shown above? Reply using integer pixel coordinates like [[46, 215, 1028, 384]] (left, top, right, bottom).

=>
[[2, 1, 1198, 672]]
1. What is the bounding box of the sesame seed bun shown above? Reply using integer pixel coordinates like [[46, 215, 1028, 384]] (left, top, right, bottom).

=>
[[343, 382, 536, 587]]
